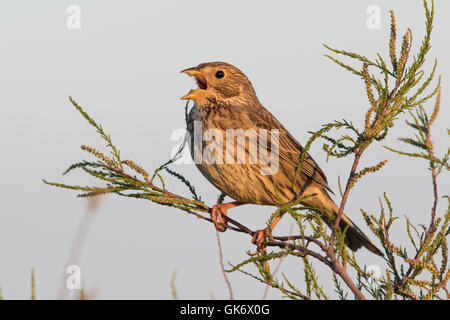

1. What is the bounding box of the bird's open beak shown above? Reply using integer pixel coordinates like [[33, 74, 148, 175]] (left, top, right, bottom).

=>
[[180, 67, 208, 100]]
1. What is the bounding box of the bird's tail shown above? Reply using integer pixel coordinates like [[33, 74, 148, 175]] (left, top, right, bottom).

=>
[[302, 190, 384, 256], [336, 212, 384, 257], [328, 201, 384, 257]]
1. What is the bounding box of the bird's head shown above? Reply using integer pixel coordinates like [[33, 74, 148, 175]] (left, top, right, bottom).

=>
[[181, 62, 258, 107]]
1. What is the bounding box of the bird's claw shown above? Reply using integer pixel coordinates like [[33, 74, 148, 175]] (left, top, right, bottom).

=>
[[249, 227, 271, 256], [210, 204, 228, 232]]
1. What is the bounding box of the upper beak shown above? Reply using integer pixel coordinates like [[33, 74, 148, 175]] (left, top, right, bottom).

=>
[[180, 67, 200, 77], [180, 67, 207, 100]]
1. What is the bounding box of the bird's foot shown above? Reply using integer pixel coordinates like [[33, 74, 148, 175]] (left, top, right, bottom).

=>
[[210, 204, 229, 232], [249, 227, 271, 256]]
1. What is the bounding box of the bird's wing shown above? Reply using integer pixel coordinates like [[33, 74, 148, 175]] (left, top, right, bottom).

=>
[[278, 128, 334, 194], [245, 105, 334, 193]]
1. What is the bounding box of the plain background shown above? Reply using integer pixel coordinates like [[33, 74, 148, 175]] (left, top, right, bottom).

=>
[[0, 0, 448, 299]]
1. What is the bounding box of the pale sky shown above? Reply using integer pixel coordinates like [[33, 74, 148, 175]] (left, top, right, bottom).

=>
[[0, 0, 448, 299]]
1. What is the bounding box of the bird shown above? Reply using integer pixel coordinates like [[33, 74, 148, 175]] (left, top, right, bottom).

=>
[[180, 61, 383, 257]]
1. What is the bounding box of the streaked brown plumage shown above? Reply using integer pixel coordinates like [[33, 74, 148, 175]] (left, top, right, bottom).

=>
[[181, 61, 383, 256]]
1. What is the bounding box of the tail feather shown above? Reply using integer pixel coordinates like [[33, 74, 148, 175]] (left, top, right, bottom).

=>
[[339, 214, 384, 257], [307, 191, 384, 256]]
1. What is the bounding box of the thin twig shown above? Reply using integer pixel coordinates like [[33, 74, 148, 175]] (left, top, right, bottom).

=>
[[228, 262, 310, 300], [56, 196, 104, 299], [263, 223, 294, 299], [215, 229, 234, 300]]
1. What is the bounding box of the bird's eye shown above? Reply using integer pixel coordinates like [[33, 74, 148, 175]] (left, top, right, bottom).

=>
[[215, 70, 225, 79]]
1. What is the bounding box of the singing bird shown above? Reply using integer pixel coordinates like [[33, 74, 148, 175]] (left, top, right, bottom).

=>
[[181, 61, 383, 256]]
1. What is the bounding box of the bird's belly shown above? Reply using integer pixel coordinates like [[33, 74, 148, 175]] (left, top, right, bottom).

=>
[[196, 162, 275, 204], [192, 148, 299, 205]]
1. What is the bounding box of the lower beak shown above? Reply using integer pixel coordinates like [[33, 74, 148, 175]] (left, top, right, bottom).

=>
[[180, 67, 207, 100], [180, 89, 203, 100]]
